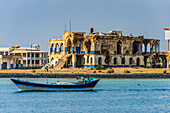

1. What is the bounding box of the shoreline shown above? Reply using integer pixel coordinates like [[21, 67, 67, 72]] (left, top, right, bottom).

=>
[[1, 73, 170, 78]]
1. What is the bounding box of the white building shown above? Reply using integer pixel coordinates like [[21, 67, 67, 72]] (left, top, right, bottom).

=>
[[0, 45, 48, 69]]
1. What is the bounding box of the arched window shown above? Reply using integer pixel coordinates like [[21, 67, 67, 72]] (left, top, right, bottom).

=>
[[117, 41, 122, 54], [122, 57, 125, 64]]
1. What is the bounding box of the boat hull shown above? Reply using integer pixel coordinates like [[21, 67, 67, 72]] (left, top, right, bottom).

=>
[[11, 78, 100, 91]]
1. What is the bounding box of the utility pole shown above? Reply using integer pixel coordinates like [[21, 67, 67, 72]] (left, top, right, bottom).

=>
[[31, 44, 32, 69], [65, 24, 67, 32], [70, 19, 71, 32]]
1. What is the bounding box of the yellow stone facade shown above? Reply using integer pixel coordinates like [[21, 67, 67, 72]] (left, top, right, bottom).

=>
[[49, 28, 166, 69]]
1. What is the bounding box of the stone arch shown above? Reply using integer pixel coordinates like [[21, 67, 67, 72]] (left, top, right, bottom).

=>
[[117, 40, 122, 54], [129, 57, 133, 65], [113, 57, 117, 64], [157, 56, 166, 68], [136, 57, 140, 66], [121, 57, 125, 64], [98, 57, 102, 66], [50, 43, 54, 54]]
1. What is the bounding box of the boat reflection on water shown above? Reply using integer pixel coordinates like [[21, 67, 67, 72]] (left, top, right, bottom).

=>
[[11, 77, 100, 92]]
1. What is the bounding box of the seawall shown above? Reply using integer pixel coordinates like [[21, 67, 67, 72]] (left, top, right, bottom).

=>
[[0, 73, 170, 78]]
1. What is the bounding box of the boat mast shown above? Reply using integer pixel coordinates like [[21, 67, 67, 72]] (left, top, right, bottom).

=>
[[43, 61, 48, 84]]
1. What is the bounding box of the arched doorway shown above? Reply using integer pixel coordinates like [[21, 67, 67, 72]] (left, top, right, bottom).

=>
[[129, 57, 132, 65], [117, 41, 122, 54], [136, 57, 140, 66], [90, 57, 93, 64], [122, 57, 125, 64], [98, 57, 102, 66], [87, 56, 89, 63], [113, 57, 117, 64]]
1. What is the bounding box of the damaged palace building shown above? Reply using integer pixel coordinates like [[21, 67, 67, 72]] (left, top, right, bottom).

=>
[[48, 28, 167, 69]]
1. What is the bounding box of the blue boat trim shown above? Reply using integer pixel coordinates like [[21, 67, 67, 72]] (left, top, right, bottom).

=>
[[16, 83, 94, 90]]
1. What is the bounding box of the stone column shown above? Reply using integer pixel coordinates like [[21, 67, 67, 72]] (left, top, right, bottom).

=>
[[150, 43, 153, 54], [54, 48, 56, 54], [26, 52, 28, 67], [72, 54, 77, 68], [155, 44, 157, 53], [145, 46, 147, 54], [21, 59, 23, 69], [92, 55, 95, 67], [1, 59, 3, 69], [42, 53, 44, 58], [30, 59, 32, 67], [40, 60, 42, 67], [72, 44, 75, 54], [65, 46, 68, 54], [10, 59, 14, 69], [167, 57, 169, 68], [59, 44, 61, 54]]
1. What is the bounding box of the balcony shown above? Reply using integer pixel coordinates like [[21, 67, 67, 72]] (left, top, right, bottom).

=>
[[22, 57, 48, 60], [0, 55, 22, 59]]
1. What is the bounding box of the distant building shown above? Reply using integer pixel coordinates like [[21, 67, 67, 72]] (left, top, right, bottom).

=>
[[164, 27, 170, 68], [48, 28, 167, 69], [0, 45, 48, 69]]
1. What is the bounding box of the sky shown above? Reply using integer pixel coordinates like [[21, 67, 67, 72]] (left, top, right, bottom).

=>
[[0, 0, 170, 52]]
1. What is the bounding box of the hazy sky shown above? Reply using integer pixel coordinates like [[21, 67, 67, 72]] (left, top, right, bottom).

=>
[[0, 0, 170, 51]]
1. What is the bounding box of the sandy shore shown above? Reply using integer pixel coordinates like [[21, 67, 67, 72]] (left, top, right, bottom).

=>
[[0, 67, 170, 74]]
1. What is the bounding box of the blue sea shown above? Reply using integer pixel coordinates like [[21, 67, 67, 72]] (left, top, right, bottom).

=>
[[0, 78, 170, 113]]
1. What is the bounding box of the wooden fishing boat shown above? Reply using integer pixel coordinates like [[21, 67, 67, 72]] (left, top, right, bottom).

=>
[[11, 78, 100, 91]]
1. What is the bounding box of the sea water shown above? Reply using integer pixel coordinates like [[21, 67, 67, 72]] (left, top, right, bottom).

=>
[[0, 78, 170, 113]]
